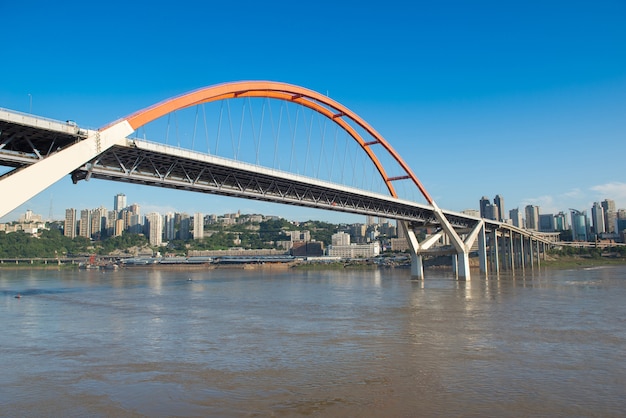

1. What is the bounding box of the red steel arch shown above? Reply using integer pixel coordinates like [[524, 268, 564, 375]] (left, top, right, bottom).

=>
[[107, 81, 434, 204]]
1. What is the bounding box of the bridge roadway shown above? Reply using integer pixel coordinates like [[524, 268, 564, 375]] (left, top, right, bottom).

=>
[[0, 107, 555, 279]]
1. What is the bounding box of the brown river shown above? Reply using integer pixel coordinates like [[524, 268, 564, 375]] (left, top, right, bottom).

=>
[[1, 265, 625, 417]]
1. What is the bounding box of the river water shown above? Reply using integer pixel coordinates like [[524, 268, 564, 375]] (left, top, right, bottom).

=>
[[1, 265, 625, 417]]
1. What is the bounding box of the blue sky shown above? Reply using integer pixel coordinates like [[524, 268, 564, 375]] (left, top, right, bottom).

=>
[[1, 0, 625, 223]]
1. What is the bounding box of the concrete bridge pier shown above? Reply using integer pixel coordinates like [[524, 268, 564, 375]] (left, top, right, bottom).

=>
[[477, 223, 488, 276], [410, 252, 425, 279], [450, 250, 472, 280], [488, 229, 499, 273], [401, 221, 445, 280]]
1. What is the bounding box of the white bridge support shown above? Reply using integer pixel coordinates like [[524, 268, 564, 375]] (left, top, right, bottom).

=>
[[400, 221, 444, 279], [492, 229, 501, 273], [485, 229, 550, 275], [477, 224, 488, 275], [402, 213, 485, 281], [0, 121, 134, 218]]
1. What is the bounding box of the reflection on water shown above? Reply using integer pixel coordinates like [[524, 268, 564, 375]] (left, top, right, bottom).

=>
[[1, 266, 626, 417]]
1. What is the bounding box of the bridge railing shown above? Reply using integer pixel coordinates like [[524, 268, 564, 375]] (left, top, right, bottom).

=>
[[0, 107, 89, 137]]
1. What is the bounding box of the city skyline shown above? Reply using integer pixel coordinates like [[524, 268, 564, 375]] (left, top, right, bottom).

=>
[[1, 1, 625, 223], [8, 190, 625, 235], [0, 186, 626, 229]]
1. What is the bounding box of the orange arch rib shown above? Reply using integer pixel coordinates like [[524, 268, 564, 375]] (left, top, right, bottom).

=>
[[107, 81, 434, 204]]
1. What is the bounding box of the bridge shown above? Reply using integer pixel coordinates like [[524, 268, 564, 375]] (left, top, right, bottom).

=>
[[0, 81, 555, 279]]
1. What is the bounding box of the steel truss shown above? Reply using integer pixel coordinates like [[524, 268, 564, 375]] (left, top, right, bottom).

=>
[[73, 140, 478, 229]]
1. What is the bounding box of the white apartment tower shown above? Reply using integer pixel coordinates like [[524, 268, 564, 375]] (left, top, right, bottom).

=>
[[193, 212, 204, 240], [79, 209, 91, 238], [114, 193, 127, 213], [146, 212, 163, 246]]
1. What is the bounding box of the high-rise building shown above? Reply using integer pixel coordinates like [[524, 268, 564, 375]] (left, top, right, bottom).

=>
[[79, 209, 91, 238], [193, 212, 204, 240], [485, 203, 499, 221], [164, 212, 176, 241], [554, 212, 569, 231], [121, 204, 142, 234], [106, 210, 117, 236], [570, 209, 588, 241], [90, 206, 107, 239], [538, 214, 555, 232], [509, 208, 523, 228], [602, 199, 616, 233], [494, 194, 505, 222], [114, 219, 125, 237], [146, 212, 163, 246], [617, 210, 626, 235], [64, 208, 76, 238], [591, 202, 605, 235], [114, 193, 127, 213], [525, 205, 539, 230], [479, 196, 490, 218], [177, 213, 191, 240]]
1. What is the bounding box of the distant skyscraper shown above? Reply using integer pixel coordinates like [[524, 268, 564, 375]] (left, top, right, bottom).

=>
[[90, 206, 107, 239], [79, 209, 91, 238], [485, 203, 499, 221], [193, 212, 204, 240], [64, 208, 76, 238], [494, 195, 505, 222], [538, 214, 555, 232], [570, 209, 588, 241], [107, 210, 117, 236], [146, 212, 163, 246], [164, 212, 176, 241], [509, 208, 523, 228], [525, 205, 539, 230], [591, 202, 605, 235], [122, 204, 141, 234], [601, 199, 616, 233], [114, 219, 125, 237], [554, 212, 568, 231], [479, 196, 490, 218], [177, 214, 191, 240], [114, 193, 127, 213]]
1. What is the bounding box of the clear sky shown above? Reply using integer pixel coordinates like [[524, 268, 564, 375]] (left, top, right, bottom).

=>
[[1, 0, 625, 223]]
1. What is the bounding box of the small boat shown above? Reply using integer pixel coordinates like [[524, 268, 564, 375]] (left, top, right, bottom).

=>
[[14, 294, 21, 299]]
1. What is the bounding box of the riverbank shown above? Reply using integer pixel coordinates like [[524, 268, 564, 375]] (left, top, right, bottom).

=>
[[540, 255, 626, 269]]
